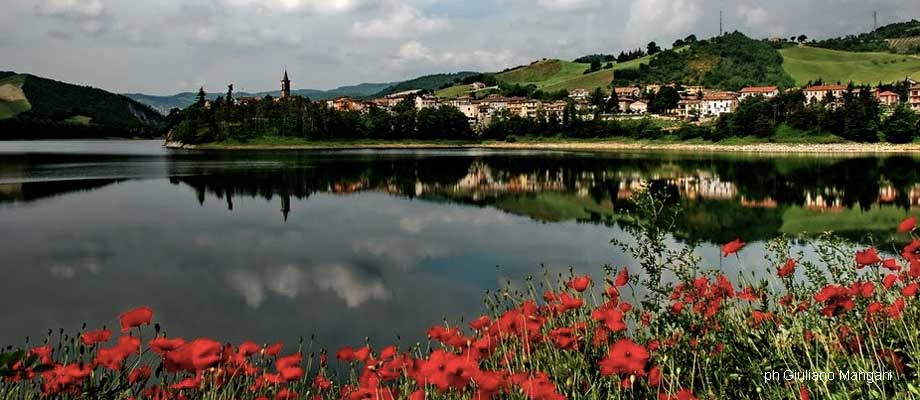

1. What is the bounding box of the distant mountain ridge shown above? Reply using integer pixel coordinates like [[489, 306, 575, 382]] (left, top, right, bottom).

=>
[[126, 82, 394, 114], [0, 71, 167, 139]]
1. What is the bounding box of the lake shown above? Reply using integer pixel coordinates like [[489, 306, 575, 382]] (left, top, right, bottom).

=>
[[0, 140, 917, 354]]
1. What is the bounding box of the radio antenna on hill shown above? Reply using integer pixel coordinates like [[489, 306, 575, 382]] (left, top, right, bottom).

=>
[[719, 10, 723, 36], [873, 10, 878, 31]]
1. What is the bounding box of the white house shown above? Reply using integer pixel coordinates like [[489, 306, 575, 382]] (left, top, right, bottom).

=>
[[803, 85, 848, 104], [739, 86, 779, 100]]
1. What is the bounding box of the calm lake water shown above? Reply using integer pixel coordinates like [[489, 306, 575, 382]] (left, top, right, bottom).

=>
[[1, 140, 917, 353]]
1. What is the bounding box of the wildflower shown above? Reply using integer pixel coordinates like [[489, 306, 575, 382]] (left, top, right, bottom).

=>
[[800, 386, 810, 400], [149, 336, 186, 355], [81, 329, 112, 346], [265, 342, 283, 357], [814, 285, 854, 317], [336, 346, 356, 362], [598, 338, 649, 376], [659, 389, 698, 400], [591, 305, 626, 333], [721, 238, 745, 257], [128, 366, 152, 384], [313, 375, 332, 390], [230, 341, 257, 357], [614, 267, 629, 287], [671, 301, 684, 314], [887, 298, 905, 318], [648, 365, 661, 386], [855, 248, 881, 268], [778, 258, 796, 278], [899, 216, 917, 233], [469, 316, 491, 331], [548, 327, 579, 350], [883, 274, 899, 289], [119, 306, 153, 333], [882, 258, 902, 272], [901, 283, 919, 297], [566, 276, 591, 292], [164, 338, 223, 372]]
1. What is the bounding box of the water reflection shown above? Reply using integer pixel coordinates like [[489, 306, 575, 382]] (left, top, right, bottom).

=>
[[2, 142, 920, 354]]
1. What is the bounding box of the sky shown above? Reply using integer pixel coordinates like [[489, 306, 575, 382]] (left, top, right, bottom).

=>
[[1, 0, 919, 94]]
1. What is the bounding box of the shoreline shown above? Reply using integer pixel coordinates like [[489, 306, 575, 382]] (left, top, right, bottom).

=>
[[164, 140, 920, 154]]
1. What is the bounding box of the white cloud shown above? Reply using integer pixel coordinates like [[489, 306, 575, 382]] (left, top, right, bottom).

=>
[[624, 0, 704, 46], [38, 0, 105, 19], [312, 264, 391, 308], [352, 3, 448, 39], [394, 41, 517, 71], [536, 0, 600, 11], [226, 263, 390, 309], [222, 0, 369, 15], [738, 5, 770, 28]]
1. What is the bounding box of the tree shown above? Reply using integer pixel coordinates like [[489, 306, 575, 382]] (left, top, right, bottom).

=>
[[589, 88, 606, 114], [797, 35, 808, 43], [648, 86, 680, 114], [196, 87, 207, 106], [647, 41, 661, 55], [226, 84, 234, 104], [882, 103, 919, 143], [605, 89, 620, 114]]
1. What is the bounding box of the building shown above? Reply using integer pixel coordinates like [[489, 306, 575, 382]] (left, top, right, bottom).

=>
[[739, 86, 779, 100], [280, 70, 291, 99], [701, 92, 739, 117], [911, 85, 920, 111], [471, 82, 487, 90], [875, 90, 901, 107], [803, 85, 847, 104], [570, 89, 590, 102], [629, 100, 648, 114], [676, 99, 701, 119], [414, 95, 440, 110], [614, 86, 642, 98], [617, 97, 636, 113], [328, 97, 366, 112]]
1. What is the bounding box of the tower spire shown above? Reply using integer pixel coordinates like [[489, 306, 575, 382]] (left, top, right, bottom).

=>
[[280, 68, 291, 99]]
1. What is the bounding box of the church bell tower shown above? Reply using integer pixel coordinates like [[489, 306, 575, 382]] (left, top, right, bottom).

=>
[[281, 69, 291, 99]]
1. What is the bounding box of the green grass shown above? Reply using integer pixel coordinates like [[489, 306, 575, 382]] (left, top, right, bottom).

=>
[[780, 46, 920, 85], [497, 59, 611, 90], [612, 54, 655, 70], [0, 100, 30, 119], [493, 192, 614, 222], [435, 84, 475, 99], [780, 205, 919, 237]]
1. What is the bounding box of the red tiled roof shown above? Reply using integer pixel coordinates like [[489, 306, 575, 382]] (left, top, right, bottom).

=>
[[740, 86, 778, 93], [876, 91, 899, 97], [703, 92, 738, 101]]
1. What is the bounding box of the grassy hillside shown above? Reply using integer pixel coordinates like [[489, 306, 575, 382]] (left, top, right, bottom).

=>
[[780, 46, 920, 85], [0, 72, 167, 139], [0, 74, 30, 119], [496, 59, 613, 89], [613, 32, 795, 90], [374, 72, 480, 97]]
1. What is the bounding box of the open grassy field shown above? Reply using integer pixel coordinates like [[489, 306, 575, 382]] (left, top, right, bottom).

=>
[[0, 74, 31, 119], [780, 46, 920, 85], [434, 84, 475, 98], [0, 100, 31, 119]]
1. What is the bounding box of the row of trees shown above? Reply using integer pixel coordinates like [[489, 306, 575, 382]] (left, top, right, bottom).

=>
[[170, 92, 473, 144], [712, 86, 919, 143]]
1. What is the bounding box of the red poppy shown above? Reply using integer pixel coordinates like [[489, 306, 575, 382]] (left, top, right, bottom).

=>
[[902, 283, 919, 297], [566, 276, 591, 292], [648, 365, 661, 387], [800, 386, 810, 400], [778, 259, 796, 278], [469, 316, 491, 331], [598, 338, 649, 376], [164, 338, 223, 372], [408, 390, 425, 400], [882, 258, 902, 272], [81, 329, 112, 346], [659, 389, 698, 400], [899, 216, 917, 233], [615, 268, 629, 287], [128, 366, 152, 384], [887, 298, 905, 318], [814, 285, 855, 317], [352, 346, 371, 362], [336, 346, 356, 362], [591, 306, 626, 333], [149, 337, 186, 355], [855, 248, 881, 267], [265, 342, 283, 356], [721, 238, 745, 258], [119, 306, 153, 333], [237, 341, 261, 356]]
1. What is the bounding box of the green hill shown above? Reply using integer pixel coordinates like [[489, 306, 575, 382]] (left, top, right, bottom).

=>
[[779, 46, 920, 85], [612, 32, 795, 90], [0, 72, 167, 139]]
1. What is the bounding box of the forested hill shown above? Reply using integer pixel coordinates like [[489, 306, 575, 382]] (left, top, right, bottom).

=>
[[0, 72, 168, 139], [613, 32, 795, 91], [811, 20, 920, 53]]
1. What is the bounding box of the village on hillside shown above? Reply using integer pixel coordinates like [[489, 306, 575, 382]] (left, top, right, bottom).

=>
[[224, 70, 920, 130]]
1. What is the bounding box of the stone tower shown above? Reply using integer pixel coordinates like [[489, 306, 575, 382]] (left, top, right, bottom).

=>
[[281, 70, 291, 99]]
